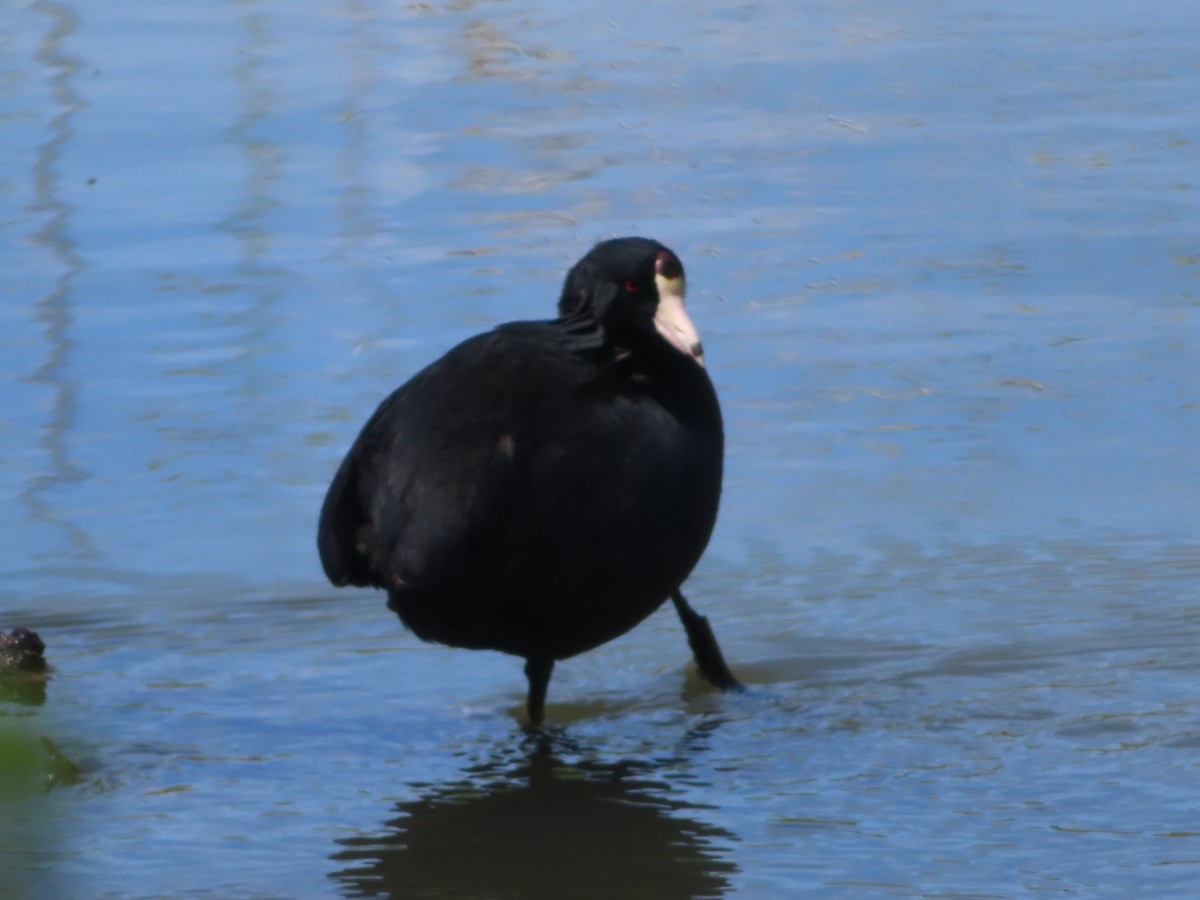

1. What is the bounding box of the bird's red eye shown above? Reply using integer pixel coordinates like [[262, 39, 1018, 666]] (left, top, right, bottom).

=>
[[624, 280, 640, 292]]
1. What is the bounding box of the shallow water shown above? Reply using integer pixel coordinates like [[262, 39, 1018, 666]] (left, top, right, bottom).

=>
[[3, 0, 1200, 896]]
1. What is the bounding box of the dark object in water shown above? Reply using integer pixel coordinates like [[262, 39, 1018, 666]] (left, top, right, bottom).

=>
[[0, 628, 46, 673], [0, 628, 48, 706], [318, 237, 740, 726]]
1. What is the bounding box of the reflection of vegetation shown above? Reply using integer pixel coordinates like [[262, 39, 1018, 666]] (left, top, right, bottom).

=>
[[0, 670, 48, 708], [0, 727, 76, 897], [330, 740, 737, 899], [0, 729, 79, 797]]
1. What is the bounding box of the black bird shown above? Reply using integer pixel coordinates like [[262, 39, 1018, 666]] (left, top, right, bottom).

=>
[[318, 237, 739, 726]]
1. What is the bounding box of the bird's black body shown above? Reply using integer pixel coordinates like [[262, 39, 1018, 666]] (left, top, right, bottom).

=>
[[318, 237, 738, 724]]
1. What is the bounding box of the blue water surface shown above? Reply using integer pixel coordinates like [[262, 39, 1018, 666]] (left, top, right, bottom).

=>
[[2, 0, 1199, 897]]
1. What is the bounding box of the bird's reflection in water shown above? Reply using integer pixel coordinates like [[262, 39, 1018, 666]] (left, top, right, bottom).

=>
[[330, 735, 737, 899]]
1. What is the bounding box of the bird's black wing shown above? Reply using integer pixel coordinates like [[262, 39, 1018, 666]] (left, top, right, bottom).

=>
[[317, 324, 590, 591]]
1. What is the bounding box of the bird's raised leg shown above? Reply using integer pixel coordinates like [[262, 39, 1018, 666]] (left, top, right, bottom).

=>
[[671, 589, 742, 690], [523, 656, 555, 728]]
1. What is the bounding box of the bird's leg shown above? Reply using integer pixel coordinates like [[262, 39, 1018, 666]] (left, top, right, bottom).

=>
[[671, 589, 742, 690], [524, 656, 555, 728]]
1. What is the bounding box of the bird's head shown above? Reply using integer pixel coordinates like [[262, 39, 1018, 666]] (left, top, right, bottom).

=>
[[558, 237, 705, 367]]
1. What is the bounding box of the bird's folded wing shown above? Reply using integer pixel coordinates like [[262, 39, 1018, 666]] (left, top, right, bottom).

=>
[[318, 329, 577, 591]]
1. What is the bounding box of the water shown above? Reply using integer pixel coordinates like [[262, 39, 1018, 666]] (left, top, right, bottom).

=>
[[3, 0, 1200, 896]]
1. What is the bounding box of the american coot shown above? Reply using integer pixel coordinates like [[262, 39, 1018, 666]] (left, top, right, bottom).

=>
[[318, 237, 739, 726]]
